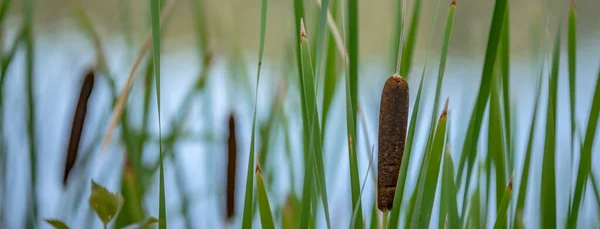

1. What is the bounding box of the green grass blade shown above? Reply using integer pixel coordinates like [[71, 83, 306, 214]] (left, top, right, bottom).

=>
[[387, 72, 425, 229], [414, 101, 449, 229], [567, 53, 600, 229], [567, 1, 576, 160], [468, 183, 481, 229], [347, 0, 358, 133], [23, 0, 37, 226], [441, 147, 460, 229], [256, 164, 275, 229], [149, 0, 166, 228], [321, 0, 339, 140], [292, 1, 314, 226], [456, 0, 507, 215], [299, 24, 332, 229], [344, 0, 364, 225], [370, 204, 378, 229], [493, 176, 513, 229], [412, 8, 455, 225], [431, 0, 455, 120], [314, 0, 330, 84], [540, 24, 561, 229], [490, 60, 507, 210], [500, 5, 512, 174], [591, 172, 600, 219], [242, 0, 268, 227], [513, 60, 544, 229], [398, 0, 422, 78]]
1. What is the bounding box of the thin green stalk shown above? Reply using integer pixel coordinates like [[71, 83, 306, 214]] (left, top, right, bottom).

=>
[[256, 164, 275, 229], [414, 101, 449, 229], [456, 0, 508, 217], [493, 176, 513, 229], [591, 172, 600, 220], [321, 0, 339, 140], [540, 23, 561, 229], [513, 59, 544, 229], [241, 0, 268, 227], [490, 61, 507, 211], [398, 0, 422, 78], [344, 0, 364, 226], [500, 5, 512, 174], [299, 24, 332, 229], [567, 53, 600, 229], [292, 1, 313, 226], [440, 148, 460, 229], [23, 0, 37, 227], [150, 0, 166, 228], [347, 0, 358, 133], [567, 1, 576, 164]]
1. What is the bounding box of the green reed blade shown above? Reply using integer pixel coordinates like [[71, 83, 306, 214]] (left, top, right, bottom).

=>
[[414, 103, 449, 229], [241, 0, 268, 228], [540, 23, 561, 229], [256, 166, 275, 229], [493, 176, 513, 229], [456, 0, 507, 219], [149, 0, 166, 228], [513, 58, 544, 229], [567, 52, 600, 229]]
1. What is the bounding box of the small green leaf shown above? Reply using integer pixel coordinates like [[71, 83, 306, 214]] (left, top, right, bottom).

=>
[[121, 217, 160, 229], [89, 180, 124, 226], [45, 219, 71, 229]]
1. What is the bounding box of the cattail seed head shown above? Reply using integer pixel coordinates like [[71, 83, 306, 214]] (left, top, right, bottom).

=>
[[226, 113, 238, 221], [63, 68, 95, 186], [377, 75, 409, 211]]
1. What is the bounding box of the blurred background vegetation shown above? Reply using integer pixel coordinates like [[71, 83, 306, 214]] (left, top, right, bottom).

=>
[[1, 0, 600, 228]]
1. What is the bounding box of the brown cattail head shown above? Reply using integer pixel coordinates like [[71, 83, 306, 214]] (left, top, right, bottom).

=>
[[226, 113, 238, 221], [63, 68, 95, 186], [377, 75, 409, 211]]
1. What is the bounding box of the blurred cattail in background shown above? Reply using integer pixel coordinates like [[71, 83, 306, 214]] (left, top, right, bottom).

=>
[[63, 68, 95, 186]]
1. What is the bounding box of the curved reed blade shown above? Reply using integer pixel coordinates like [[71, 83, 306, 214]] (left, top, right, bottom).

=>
[[63, 69, 95, 186], [377, 76, 409, 211], [513, 58, 544, 229], [440, 145, 460, 229], [568, 52, 600, 229], [456, 0, 508, 218], [413, 99, 449, 229], [256, 162, 275, 229], [540, 21, 562, 229], [299, 20, 332, 229], [241, 0, 269, 227], [493, 174, 514, 229], [101, 0, 175, 152]]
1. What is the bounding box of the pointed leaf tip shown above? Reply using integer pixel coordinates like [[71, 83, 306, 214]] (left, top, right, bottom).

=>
[[441, 97, 449, 117], [451, 0, 456, 6], [300, 18, 307, 39]]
